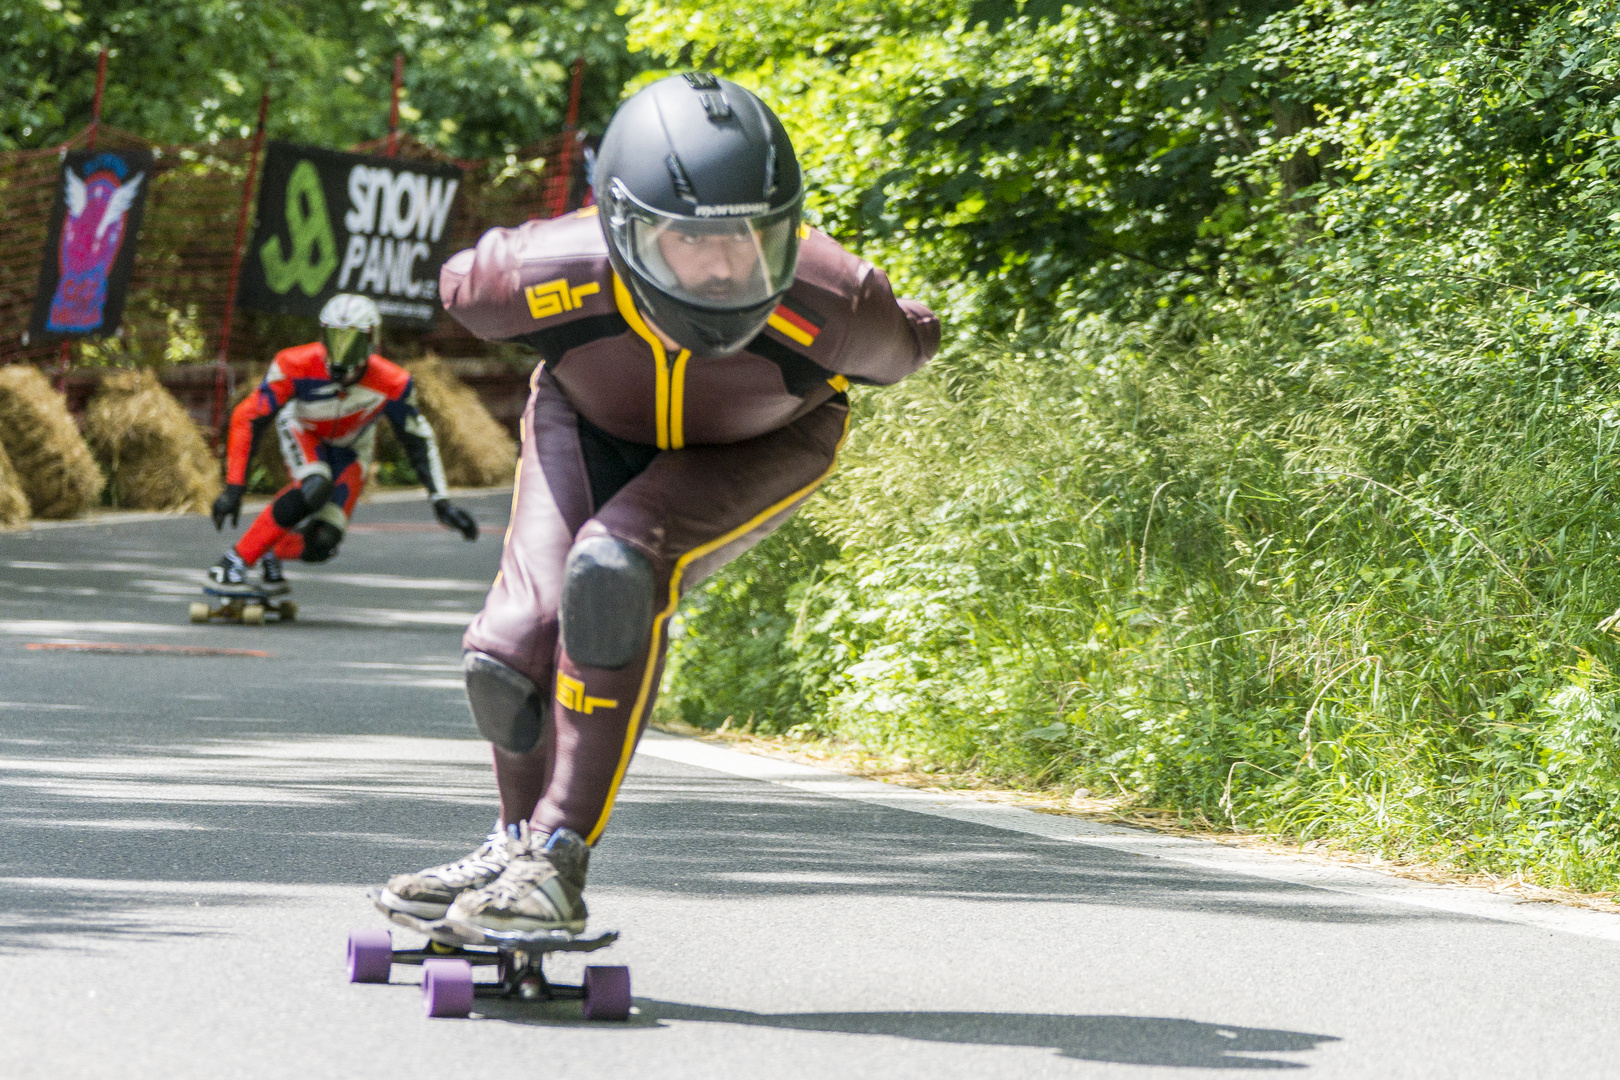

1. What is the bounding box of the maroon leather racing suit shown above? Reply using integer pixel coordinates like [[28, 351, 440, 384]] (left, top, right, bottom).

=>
[[441, 206, 939, 845]]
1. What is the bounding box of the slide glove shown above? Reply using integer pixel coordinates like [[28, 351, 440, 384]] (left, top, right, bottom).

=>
[[434, 498, 479, 541], [212, 484, 245, 531]]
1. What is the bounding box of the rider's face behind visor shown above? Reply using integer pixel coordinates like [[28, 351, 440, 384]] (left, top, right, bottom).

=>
[[323, 327, 370, 384], [629, 205, 798, 310]]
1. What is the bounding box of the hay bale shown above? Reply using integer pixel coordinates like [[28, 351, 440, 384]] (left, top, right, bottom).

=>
[[0, 439, 29, 527], [83, 370, 222, 512], [402, 355, 517, 487], [0, 364, 104, 519]]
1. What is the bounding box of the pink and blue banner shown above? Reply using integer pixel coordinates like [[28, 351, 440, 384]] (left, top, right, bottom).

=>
[[28, 148, 153, 339]]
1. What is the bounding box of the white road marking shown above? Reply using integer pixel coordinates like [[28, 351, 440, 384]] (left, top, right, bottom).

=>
[[6, 560, 192, 575], [0, 620, 189, 636], [308, 675, 466, 689], [1, 817, 208, 831], [5, 561, 486, 593], [324, 609, 476, 627], [636, 731, 1620, 943], [278, 571, 489, 592]]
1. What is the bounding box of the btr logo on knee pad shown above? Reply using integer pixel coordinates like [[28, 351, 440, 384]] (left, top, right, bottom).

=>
[[555, 673, 617, 715]]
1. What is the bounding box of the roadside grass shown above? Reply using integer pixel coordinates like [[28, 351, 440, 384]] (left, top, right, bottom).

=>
[[658, 299, 1620, 895]]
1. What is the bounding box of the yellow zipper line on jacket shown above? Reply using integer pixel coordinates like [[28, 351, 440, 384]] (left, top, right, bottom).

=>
[[668, 348, 689, 448], [612, 273, 690, 450], [585, 407, 853, 844]]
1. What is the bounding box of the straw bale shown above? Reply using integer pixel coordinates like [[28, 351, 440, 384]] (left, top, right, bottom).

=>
[[403, 355, 518, 488], [83, 370, 222, 512], [0, 439, 28, 527], [0, 364, 104, 519]]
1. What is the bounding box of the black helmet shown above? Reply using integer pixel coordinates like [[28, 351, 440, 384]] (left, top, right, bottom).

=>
[[594, 73, 803, 357]]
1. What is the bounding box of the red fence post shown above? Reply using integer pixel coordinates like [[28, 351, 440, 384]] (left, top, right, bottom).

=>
[[543, 58, 587, 219], [88, 48, 107, 151], [211, 87, 270, 445], [55, 48, 110, 392], [387, 54, 404, 157]]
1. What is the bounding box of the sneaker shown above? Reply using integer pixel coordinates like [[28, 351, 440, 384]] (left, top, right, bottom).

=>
[[446, 826, 590, 934], [208, 551, 248, 586], [258, 552, 288, 594], [378, 829, 513, 920]]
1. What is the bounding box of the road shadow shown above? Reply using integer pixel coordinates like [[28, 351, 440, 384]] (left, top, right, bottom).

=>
[[0, 877, 230, 952], [0, 742, 1471, 950], [479, 996, 1337, 1069], [596, 769, 1458, 925]]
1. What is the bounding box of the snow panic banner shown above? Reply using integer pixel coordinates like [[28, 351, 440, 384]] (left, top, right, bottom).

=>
[[29, 149, 153, 340], [238, 141, 461, 326]]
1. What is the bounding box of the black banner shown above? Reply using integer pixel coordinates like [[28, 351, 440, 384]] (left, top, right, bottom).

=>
[[29, 149, 154, 340], [237, 141, 462, 326]]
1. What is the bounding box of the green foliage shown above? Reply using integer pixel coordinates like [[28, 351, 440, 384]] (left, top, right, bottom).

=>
[[0, 1, 640, 156], [632, 0, 1303, 322], [659, 516, 840, 733], [648, 0, 1620, 888]]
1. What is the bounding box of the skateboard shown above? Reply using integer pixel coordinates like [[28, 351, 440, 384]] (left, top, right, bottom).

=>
[[347, 889, 631, 1020], [188, 584, 296, 626]]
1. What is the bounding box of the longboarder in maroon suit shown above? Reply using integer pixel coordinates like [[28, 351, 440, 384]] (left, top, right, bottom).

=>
[[379, 73, 939, 935]]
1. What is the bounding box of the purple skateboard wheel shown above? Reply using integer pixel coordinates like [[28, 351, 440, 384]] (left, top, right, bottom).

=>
[[346, 929, 393, 984], [422, 958, 474, 1018], [582, 965, 632, 1021]]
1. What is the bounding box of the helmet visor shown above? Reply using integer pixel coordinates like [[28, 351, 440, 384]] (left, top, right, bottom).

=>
[[616, 193, 800, 312], [323, 327, 370, 381]]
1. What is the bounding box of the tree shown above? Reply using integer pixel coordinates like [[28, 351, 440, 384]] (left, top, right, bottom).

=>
[[0, 0, 641, 158]]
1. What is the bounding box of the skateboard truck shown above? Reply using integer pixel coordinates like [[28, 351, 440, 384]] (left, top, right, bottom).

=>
[[347, 889, 631, 1020]]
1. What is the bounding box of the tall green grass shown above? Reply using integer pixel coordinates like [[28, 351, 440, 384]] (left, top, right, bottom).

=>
[[662, 297, 1620, 889]]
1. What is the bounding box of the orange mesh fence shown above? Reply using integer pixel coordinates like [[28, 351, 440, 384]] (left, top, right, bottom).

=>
[[0, 124, 592, 378]]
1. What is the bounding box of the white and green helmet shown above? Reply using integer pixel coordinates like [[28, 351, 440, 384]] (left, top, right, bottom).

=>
[[318, 293, 382, 382]]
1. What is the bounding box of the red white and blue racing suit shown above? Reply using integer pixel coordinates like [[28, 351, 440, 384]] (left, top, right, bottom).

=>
[[224, 342, 449, 564]]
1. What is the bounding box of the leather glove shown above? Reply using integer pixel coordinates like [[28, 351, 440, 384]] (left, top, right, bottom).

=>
[[434, 498, 479, 541], [212, 484, 245, 530]]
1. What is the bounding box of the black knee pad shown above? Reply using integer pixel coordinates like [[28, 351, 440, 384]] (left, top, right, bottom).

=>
[[270, 474, 336, 527], [299, 520, 344, 563], [560, 535, 655, 669], [300, 473, 335, 510], [464, 651, 549, 753]]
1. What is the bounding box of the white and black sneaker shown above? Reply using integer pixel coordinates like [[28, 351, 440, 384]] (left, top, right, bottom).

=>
[[208, 551, 248, 586], [378, 830, 514, 921], [446, 825, 590, 935], [258, 552, 289, 594]]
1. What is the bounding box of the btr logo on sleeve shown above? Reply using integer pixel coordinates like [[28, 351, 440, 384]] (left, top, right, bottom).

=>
[[525, 277, 601, 320]]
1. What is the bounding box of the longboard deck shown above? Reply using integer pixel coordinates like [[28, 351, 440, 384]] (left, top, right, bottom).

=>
[[203, 584, 290, 600]]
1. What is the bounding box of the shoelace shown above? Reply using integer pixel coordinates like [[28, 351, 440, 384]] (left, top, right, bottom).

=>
[[437, 833, 506, 883], [482, 856, 560, 908]]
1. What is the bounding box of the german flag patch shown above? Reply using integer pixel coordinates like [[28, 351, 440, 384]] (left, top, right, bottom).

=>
[[767, 298, 823, 348]]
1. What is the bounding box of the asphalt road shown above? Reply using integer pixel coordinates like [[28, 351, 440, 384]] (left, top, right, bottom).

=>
[[3, 492, 1620, 1078]]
